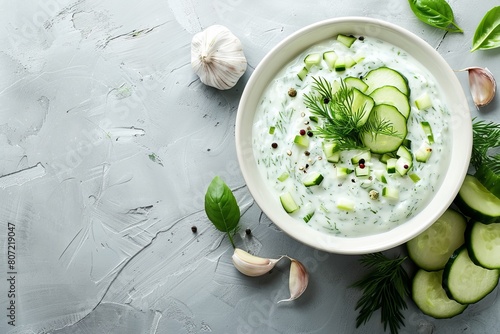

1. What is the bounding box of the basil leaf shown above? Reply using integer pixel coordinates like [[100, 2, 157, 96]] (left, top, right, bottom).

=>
[[471, 6, 500, 52], [408, 0, 463, 33], [204, 176, 240, 246]]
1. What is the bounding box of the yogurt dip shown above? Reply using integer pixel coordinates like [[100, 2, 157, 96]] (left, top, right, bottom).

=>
[[252, 34, 451, 237]]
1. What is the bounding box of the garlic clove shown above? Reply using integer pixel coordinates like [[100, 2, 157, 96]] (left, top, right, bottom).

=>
[[278, 257, 309, 303], [191, 25, 247, 90], [460, 67, 496, 108], [232, 248, 282, 277]]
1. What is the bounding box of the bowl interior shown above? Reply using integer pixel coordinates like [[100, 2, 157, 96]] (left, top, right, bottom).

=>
[[236, 17, 471, 254]]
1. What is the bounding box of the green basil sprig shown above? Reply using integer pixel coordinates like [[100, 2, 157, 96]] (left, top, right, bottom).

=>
[[204, 176, 240, 247], [408, 0, 463, 33], [471, 6, 500, 52]]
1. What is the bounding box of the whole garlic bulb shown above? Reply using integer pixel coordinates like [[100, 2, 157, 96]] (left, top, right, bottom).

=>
[[191, 25, 247, 90]]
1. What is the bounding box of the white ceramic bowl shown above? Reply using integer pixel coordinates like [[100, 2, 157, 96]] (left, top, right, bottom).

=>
[[235, 17, 471, 254]]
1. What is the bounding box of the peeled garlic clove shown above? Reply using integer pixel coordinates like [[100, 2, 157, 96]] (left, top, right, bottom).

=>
[[232, 248, 282, 277], [278, 257, 309, 303], [461, 67, 496, 108], [191, 25, 247, 90]]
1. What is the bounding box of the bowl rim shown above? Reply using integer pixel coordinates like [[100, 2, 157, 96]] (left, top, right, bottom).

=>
[[235, 17, 472, 254]]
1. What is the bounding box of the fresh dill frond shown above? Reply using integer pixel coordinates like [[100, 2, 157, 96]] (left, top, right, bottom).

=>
[[303, 77, 398, 150], [352, 253, 410, 334], [471, 118, 500, 173]]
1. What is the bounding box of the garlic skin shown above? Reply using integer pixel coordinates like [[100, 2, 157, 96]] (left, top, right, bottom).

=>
[[232, 248, 282, 277], [278, 257, 309, 303], [461, 67, 496, 108], [191, 25, 247, 90]]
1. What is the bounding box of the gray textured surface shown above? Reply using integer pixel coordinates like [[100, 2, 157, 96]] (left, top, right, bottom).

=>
[[1, 1, 499, 333]]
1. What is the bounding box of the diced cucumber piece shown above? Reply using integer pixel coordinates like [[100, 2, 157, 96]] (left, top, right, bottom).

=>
[[455, 175, 500, 224], [396, 145, 412, 161], [337, 198, 354, 210], [380, 152, 397, 164], [322, 51, 338, 70], [322, 141, 340, 163], [402, 138, 412, 149], [269, 126, 275, 134], [396, 157, 412, 176], [337, 34, 357, 47], [351, 150, 371, 164], [304, 52, 322, 69], [345, 55, 356, 68], [363, 67, 410, 96], [407, 209, 467, 271], [443, 246, 500, 304], [475, 164, 500, 199], [294, 135, 310, 148], [374, 170, 388, 183], [297, 67, 309, 81], [353, 53, 365, 64], [355, 166, 370, 177], [466, 220, 500, 269], [415, 142, 433, 163], [280, 192, 299, 213], [302, 172, 324, 187], [361, 104, 408, 154], [344, 77, 369, 93], [277, 172, 289, 182], [412, 269, 467, 319], [370, 85, 411, 118], [382, 186, 399, 200], [386, 158, 397, 174], [421, 121, 435, 144], [409, 173, 421, 183], [334, 56, 346, 72], [415, 92, 433, 110], [303, 210, 315, 223], [337, 167, 354, 178], [309, 115, 319, 123], [327, 151, 340, 163], [345, 88, 374, 128]]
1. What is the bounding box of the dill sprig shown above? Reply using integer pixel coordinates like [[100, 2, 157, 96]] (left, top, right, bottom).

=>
[[303, 77, 400, 150], [471, 118, 500, 174], [352, 253, 410, 334]]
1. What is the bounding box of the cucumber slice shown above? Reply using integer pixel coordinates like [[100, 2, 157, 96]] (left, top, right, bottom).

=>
[[344, 77, 369, 93], [415, 93, 433, 110], [412, 269, 467, 319], [337, 198, 354, 210], [336, 167, 354, 178], [407, 209, 467, 271], [415, 142, 433, 163], [297, 67, 308, 81], [382, 186, 399, 200], [294, 135, 310, 148], [280, 192, 299, 213], [475, 164, 500, 199], [304, 53, 322, 69], [443, 246, 500, 304], [302, 172, 324, 187], [455, 175, 500, 224], [323, 51, 338, 70], [466, 220, 500, 269], [344, 88, 374, 128], [361, 104, 408, 154], [337, 34, 356, 47], [421, 121, 435, 144], [350, 150, 371, 164], [370, 85, 411, 118], [363, 67, 410, 96]]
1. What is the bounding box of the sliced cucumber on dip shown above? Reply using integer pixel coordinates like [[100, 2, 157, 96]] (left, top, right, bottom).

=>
[[361, 104, 408, 154], [412, 269, 467, 319], [466, 220, 500, 269], [407, 209, 466, 271], [370, 85, 411, 118], [443, 246, 500, 305], [362, 67, 410, 96], [455, 175, 500, 223]]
